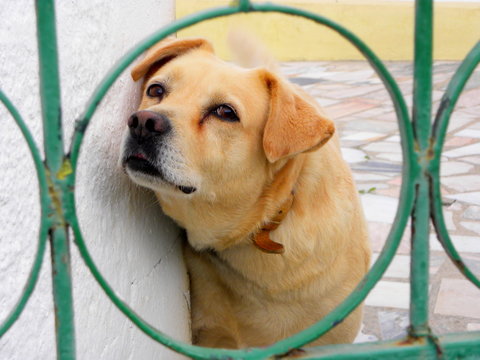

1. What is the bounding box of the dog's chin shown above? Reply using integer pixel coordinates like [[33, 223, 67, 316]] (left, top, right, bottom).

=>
[[124, 157, 197, 195]]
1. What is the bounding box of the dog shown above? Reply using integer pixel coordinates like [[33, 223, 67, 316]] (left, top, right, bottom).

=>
[[121, 37, 370, 349]]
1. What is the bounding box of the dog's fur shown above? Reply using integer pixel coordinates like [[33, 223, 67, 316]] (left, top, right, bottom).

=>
[[121, 37, 370, 348]]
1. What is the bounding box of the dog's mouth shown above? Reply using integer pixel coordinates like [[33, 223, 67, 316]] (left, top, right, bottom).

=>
[[126, 154, 160, 176], [124, 154, 197, 194]]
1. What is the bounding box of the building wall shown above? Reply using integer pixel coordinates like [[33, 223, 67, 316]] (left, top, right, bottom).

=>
[[0, 1, 190, 359], [177, 0, 480, 61]]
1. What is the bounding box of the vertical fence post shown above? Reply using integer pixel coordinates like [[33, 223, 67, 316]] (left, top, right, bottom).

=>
[[409, 0, 433, 340], [35, 1, 76, 359]]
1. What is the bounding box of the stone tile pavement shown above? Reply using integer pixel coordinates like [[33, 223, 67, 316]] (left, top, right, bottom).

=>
[[281, 61, 480, 342]]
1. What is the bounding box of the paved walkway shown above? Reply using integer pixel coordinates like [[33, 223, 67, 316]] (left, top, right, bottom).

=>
[[282, 61, 480, 342]]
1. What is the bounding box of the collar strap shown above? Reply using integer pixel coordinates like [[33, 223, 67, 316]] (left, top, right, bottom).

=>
[[252, 192, 294, 254]]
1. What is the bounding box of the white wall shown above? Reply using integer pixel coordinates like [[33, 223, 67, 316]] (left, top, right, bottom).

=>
[[0, 1, 191, 359]]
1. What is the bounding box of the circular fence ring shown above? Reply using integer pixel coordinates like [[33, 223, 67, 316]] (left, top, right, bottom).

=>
[[65, 3, 417, 359], [430, 41, 480, 288], [0, 90, 51, 337]]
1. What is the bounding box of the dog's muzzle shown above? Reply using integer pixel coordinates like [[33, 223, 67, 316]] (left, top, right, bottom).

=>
[[128, 110, 171, 142], [123, 110, 171, 175], [122, 110, 197, 194]]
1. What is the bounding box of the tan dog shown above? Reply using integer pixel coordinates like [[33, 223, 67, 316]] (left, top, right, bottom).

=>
[[121, 37, 370, 349]]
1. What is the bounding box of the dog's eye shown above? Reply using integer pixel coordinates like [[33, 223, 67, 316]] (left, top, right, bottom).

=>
[[212, 105, 239, 122], [146, 84, 165, 99]]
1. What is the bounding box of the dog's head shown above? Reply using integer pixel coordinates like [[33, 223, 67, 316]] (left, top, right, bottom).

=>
[[121, 37, 334, 204]]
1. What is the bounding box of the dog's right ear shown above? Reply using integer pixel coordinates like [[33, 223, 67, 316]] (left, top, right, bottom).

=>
[[131, 37, 214, 81], [259, 70, 335, 163]]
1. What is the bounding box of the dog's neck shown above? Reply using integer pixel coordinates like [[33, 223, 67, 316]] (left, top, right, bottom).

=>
[[215, 155, 305, 253], [251, 191, 294, 254]]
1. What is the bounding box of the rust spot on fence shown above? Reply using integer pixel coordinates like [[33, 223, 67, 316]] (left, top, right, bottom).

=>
[[332, 319, 344, 327], [45, 166, 67, 229], [57, 157, 72, 180], [396, 335, 425, 346], [452, 258, 467, 273], [74, 118, 88, 134], [275, 348, 306, 359]]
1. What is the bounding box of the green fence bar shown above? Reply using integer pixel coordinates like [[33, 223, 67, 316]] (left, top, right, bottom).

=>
[[35, 0, 76, 359], [1, 0, 479, 359], [409, 0, 434, 340]]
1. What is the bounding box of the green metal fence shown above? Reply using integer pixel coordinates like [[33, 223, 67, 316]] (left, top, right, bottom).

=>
[[1, 0, 479, 358]]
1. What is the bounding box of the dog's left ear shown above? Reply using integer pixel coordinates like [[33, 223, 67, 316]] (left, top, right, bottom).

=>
[[131, 37, 214, 81], [260, 71, 335, 163]]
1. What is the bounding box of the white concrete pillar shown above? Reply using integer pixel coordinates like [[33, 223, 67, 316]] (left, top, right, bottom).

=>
[[0, 1, 190, 359]]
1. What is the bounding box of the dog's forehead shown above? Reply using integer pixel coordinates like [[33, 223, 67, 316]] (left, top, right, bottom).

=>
[[154, 50, 258, 87]]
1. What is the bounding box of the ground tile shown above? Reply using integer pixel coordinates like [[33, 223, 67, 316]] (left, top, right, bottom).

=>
[[457, 87, 480, 108], [288, 68, 330, 79], [327, 69, 376, 83], [357, 183, 388, 193], [434, 279, 480, 319], [446, 192, 480, 206], [387, 177, 402, 186], [443, 211, 456, 231], [448, 201, 463, 212], [385, 135, 401, 143], [461, 222, 480, 235], [470, 120, 480, 130], [351, 161, 402, 173], [308, 84, 346, 94], [430, 252, 447, 275], [463, 206, 480, 220], [289, 77, 323, 86], [447, 112, 479, 131], [367, 221, 412, 255], [340, 148, 368, 163], [461, 156, 480, 165], [354, 106, 390, 119], [441, 175, 480, 192], [432, 90, 445, 102], [455, 129, 480, 138], [467, 323, 480, 331], [341, 119, 399, 133], [376, 187, 401, 198], [430, 235, 480, 253], [362, 142, 402, 154], [465, 71, 480, 90], [325, 100, 378, 119], [440, 161, 474, 176], [365, 281, 410, 309], [353, 173, 392, 182], [314, 97, 340, 107], [377, 310, 409, 340], [367, 222, 390, 252], [371, 254, 410, 279], [376, 153, 403, 163], [354, 324, 379, 343], [322, 85, 381, 99], [463, 255, 480, 278], [444, 137, 476, 148], [361, 194, 398, 224], [462, 105, 480, 117], [341, 131, 386, 142], [373, 110, 399, 122], [443, 143, 480, 158]]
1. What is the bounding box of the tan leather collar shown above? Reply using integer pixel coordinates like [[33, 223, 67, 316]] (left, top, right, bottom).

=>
[[252, 191, 294, 254]]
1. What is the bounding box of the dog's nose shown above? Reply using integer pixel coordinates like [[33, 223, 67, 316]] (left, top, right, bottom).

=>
[[128, 110, 171, 141]]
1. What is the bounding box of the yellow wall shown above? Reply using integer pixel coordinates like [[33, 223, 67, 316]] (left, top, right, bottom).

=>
[[176, 0, 480, 61]]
